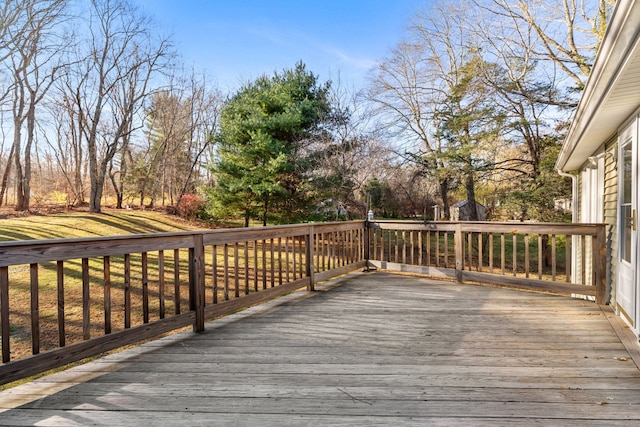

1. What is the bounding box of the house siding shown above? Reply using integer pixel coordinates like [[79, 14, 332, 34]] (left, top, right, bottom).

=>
[[576, 173, 586, 285], [604, 136, 618, 306]]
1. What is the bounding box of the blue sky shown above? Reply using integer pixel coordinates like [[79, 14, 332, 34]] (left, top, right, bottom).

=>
[[136, 0, 428, 92]]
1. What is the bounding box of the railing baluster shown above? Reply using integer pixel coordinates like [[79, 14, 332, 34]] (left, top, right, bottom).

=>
[[402, 230, 407, 264], [350, 229, 355, 264], [158, 250, 166, 319], [566, 235, 572, 283], [299, 235, 305, 275], [212, 245, 218, 304], [478, 233, 483, 272], [538, 235, 543, 280], [467, 232, 472, 271], [344, 230, 349, 266], [285, 237, 291, 282], [581, 235, 587, 285], [124, 254, 131, 329], [435, 231, 440, 267], [223, 244, 229, 300], [306, 226, 315, 291], [270, 238, 275, 288], [263, 239, 268, 289], [82, 258, 90, 340], [234, 242, 240, 297], [444, 231, 449, 268], [394, 230, 398, 263], [254, 240, 259, 291], [501, 233, 505, 275], [512, 234, 517, 276], [245, 241, 250, 294], [336, 231, 342, 267], [426, 230, 431, 267], [30, 263, 39, 355], [174, 249, 180, 314], [142, 252, 149, 324], [454, 224, 463, 282], [57, 261, 65, 347], [292, 237, 298, 280], [343, 230, 348, 265], [104, 256, 112, 334], [552, 234, 557, 281], [525, 234, 530, 278], [489, 233, 493, 274]]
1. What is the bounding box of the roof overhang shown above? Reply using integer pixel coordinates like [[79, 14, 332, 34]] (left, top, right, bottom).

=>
[[557, 0, 640, 172]]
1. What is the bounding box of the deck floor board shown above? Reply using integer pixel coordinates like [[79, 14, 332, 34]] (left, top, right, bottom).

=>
[[1, 272, 639, 426]]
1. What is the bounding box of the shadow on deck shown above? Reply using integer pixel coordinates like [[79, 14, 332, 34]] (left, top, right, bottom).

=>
[[1, 272, 639, 426]]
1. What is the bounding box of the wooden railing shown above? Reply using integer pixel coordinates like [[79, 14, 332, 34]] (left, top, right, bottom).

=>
[[366, 221, 607, 304], [0, 221, 365, 386], [0, 219, 608, 386]]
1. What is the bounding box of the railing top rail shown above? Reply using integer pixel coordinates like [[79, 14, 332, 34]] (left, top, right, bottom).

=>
[[369, 220, 605, 236], [0, 220, 365, 267]]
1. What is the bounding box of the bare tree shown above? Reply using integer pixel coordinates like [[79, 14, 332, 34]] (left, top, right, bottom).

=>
[[368, 0, 612, 220], [367, 2, 479, 218], [134, 68, 222, 208], [2, 0, 67, 211], [311, 81, 394, 218], [63, 0, 171, 213], [473, 0, 614, 93]]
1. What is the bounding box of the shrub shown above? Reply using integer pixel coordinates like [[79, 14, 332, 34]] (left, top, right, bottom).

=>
[[177, 194, 205, 220]]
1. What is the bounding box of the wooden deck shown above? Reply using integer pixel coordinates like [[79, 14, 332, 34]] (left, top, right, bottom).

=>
[[1, 272, 639, 426]]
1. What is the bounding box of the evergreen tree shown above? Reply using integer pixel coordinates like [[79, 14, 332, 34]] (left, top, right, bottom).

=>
[[209, 63, 331, 226]]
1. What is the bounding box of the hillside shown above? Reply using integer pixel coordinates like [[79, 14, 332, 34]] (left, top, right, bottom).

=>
[[0, 208, 207, 242]]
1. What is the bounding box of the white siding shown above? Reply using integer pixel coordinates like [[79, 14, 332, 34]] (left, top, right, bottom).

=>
[[604, 137, 618, 306]]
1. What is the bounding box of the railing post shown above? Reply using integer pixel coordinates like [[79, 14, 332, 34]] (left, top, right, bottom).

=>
[[306, 225, 315, 291], [593, 224, 607, 305], [454, 223, 463, 283], [190, 234, 206, 332]]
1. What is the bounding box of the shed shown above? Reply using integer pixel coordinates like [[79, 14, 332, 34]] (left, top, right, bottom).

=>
[[450, 200, 486, 221]]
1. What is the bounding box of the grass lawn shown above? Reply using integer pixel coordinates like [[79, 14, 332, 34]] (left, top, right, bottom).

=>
[[0, 208, 205, 242]]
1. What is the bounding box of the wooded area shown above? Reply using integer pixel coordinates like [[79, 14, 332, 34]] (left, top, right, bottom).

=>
[[0, 0, 615, 223]]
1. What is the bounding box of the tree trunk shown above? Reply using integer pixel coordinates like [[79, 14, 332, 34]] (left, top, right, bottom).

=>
[[0, 145, 15, 207], [464, 171, 478, 221], [19, 102, 37, 212], [439, 179, 450, 220], [13, 122, 27, 211], [109, 162, 123, 209]]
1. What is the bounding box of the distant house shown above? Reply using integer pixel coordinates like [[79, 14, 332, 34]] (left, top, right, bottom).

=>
[[556, 0, 640, 337], [450, 200, 486, 221]]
